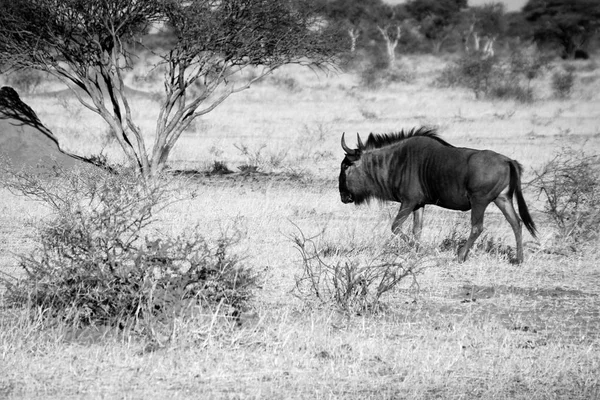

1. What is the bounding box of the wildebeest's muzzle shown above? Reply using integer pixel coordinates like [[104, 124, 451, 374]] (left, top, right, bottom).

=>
[[340, 192, 354, 203]]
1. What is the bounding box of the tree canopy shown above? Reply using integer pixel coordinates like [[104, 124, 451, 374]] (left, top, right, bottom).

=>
[[523, 0, 600, 58], [405, 0, 467, 53]]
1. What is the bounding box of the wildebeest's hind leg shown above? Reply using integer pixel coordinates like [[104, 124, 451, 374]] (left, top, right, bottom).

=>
[[458, 202, 487, 262], [494, 194, 523, 264]]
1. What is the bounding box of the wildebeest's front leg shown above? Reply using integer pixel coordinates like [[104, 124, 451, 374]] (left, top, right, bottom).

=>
[[392, 202, 420, 241], [457, 202, 487, 262], [412, 206, 424, 240]]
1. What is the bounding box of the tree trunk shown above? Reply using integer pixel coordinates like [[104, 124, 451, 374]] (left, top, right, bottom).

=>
[[377, 25, 401, 66], [472, 32, 481, 52], [348, 28, 360, 53], [482, 36, 496, 58], [464, 22, 476, 53]]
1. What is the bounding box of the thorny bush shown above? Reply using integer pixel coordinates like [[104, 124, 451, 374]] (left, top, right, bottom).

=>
[[529, 147, 600, 246], [0, 168, 258, 334]]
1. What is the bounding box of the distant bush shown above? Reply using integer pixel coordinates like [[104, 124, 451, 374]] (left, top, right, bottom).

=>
[[359, 63, 415, 89], [489, 84, 533, 103], [435, 54, 498, 99], [0, 168, 258, 340], [530, 147, 600, 247], [552, 67, 575, 99], [268, 74, 300, 92], [507, 47, 551, 86], [436, 48, 551, 102]]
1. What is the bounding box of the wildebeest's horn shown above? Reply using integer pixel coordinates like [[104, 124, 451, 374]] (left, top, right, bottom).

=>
[[356, 133, 364, 149], [341, 133, 355, 155]]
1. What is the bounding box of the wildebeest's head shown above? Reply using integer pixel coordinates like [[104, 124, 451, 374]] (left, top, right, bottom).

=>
[[339, 133, 365, 204]]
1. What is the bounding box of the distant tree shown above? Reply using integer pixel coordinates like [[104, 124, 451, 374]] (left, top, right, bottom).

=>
[[504, 11, 535, 47], [320, 0, 378, 53], [462, 3, 507, 57], [523, 0, 600, 58], [0, 0, 341, 178], [371, 3, 409, 65], [321, 0, 407, 65], [406, 0, 467, 54]]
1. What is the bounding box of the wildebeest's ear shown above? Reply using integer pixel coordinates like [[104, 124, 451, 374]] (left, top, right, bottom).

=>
[[356, 133, 364, 150], [341, 132, 355, 155]]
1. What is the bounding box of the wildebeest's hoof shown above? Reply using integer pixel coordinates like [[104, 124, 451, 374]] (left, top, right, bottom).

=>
[[509, 257, 523, 265]]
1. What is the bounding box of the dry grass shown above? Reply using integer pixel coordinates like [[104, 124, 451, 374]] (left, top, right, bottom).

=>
[[1, 54, 600, 399]]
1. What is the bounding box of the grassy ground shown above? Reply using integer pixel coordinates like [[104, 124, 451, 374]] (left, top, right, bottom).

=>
[[1, 55, 600, 399]]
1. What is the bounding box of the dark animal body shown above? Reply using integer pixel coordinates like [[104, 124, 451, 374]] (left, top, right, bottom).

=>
[[339, 127, 537, 263]]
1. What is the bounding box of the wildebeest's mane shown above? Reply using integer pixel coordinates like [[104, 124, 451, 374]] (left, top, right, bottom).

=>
[[362, 127, 454, 150]]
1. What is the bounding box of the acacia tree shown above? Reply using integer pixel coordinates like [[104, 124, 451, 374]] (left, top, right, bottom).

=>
[[462, 3, 507, 57], [0, 0, 341, 178], [405, 0, 467, 54], [371, 3, 407, 65], [524, 0, 600, 59], [320, 0, 375, 53]]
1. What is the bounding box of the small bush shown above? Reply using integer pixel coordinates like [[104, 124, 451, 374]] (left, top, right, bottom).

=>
[[1, 168, 258, 336], [552, 68, 575, 99], [291, 227, 425, 313], [435, 63, 463, 88], [507, 46, 551, 86], [435, 54, 498, 99], [234, 142, 288, 172], [359, 65, 386, 90], [359, 62, 414, 89], [529, 147, 600, 246], [269, 75, 300, 92], [208, 160, 233, 175], [436, 48, 550, 102], [489, 83, 533, 103]]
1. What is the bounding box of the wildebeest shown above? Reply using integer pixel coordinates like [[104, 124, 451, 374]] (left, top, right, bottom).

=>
[[339, 127, 537, 263]]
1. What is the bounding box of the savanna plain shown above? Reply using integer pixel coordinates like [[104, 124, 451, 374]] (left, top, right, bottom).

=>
[[1, 55, 600, 399]]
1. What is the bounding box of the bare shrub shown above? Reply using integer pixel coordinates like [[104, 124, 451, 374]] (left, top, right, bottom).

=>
[[529, 147, 600, 245], [552, 67, 575, 99], [208, 160, 234, 175], [291, 227, 425, 313], [0, 168, 258, 339], [234, 143, 289, 171]]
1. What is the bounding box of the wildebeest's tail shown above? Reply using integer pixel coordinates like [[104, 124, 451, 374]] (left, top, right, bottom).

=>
[[509, 160, 537, 238]]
